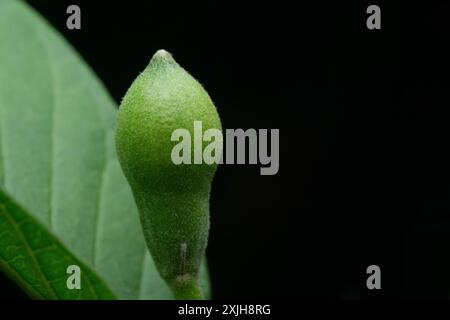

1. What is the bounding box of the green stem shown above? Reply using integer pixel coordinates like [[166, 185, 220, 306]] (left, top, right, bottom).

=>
[[169, 275, 203, 300]]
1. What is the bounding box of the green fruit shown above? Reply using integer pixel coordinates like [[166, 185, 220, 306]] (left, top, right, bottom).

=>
[[115, 49, 221, 299]]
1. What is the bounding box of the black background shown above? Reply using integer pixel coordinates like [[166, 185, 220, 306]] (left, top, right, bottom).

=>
[[2, 0, 450, 300]]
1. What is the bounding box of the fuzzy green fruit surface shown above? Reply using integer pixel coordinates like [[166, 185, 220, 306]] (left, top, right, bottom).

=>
[[115, 50, 221, 299]]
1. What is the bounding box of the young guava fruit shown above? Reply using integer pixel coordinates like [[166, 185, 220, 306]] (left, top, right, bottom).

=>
[[115, 49, 221, 299]]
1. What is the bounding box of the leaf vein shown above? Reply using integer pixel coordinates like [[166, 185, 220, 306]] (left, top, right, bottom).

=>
[[33, 22, 57, 230], [0, 205, 57, 299], [137, 250, 147, 299], [92, 155, 108, 268]]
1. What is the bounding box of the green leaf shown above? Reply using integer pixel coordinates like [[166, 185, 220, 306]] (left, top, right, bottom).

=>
[[0, 0, 210, 299], [0, 189, 116, 299]]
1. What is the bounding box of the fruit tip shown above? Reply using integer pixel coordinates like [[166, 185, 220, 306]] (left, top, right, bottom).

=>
[[152, 49, 173, 60]]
